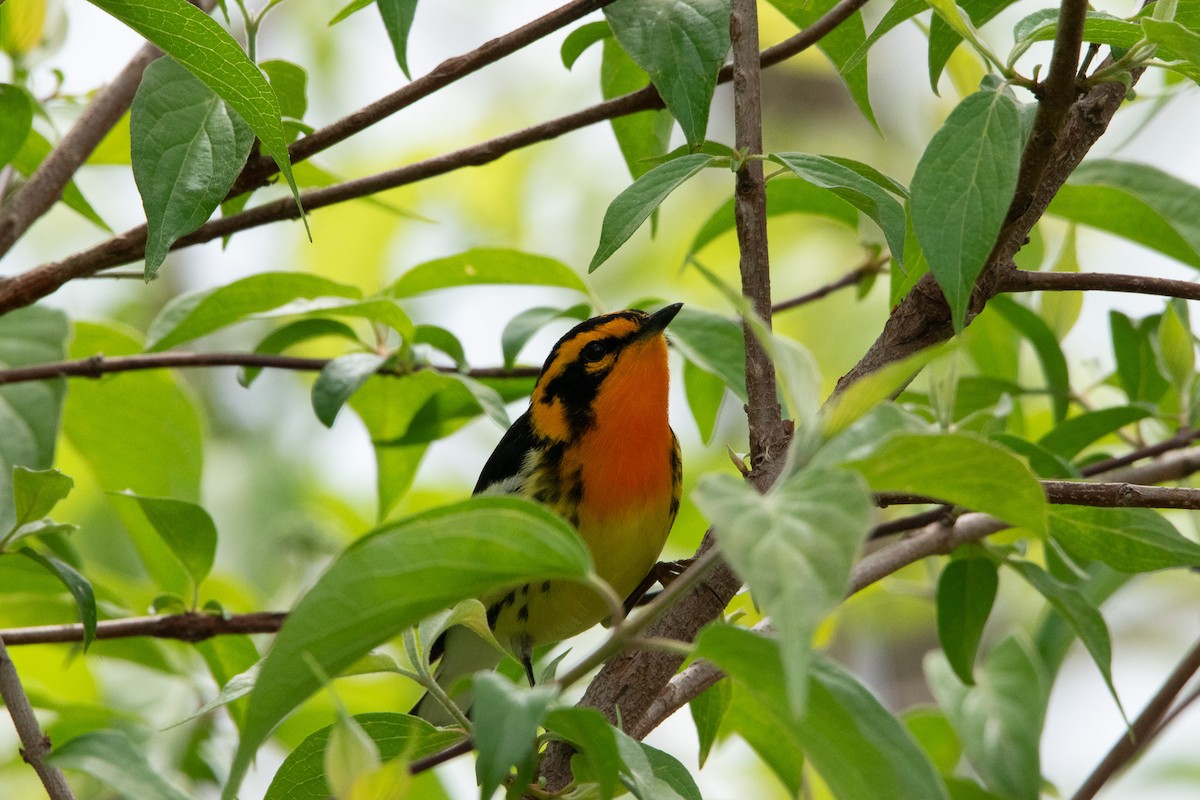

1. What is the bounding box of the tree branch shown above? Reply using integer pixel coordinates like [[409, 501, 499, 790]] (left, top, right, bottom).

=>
[[876, 480, 1200, 510], [0, 351, 538, 386], [1001, 268, 1200, 302], [0, 611, 287, 646], [771, 254, 888, 314], [0, 636, 77, 800]]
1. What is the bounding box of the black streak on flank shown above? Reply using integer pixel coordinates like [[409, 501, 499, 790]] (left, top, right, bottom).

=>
[[487, 590, 517, 627], [517, 604, 530, 622], [541, 581, 551, 593]]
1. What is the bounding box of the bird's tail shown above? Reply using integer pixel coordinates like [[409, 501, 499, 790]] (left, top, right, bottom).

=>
[[409, 625, 505, 726]]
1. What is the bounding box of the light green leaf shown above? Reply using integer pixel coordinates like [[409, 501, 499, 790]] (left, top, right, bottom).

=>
[[667, 307, 747, 401], [261, 59, 308, 143], [937, 553, 998, 685], [902, 707, 963, 776], [328, 0, 373, 25], [846, 432, 1047, 535], [1049, 505, 1200, 572], [590, 154, 718, 271], [500, 304, 591, 369], [1143, 18, 1200, 81], [690, 678, 731, 768], [614, 728, 704, 800], [377, 0, 418, 78], [324, 709, 381, 799], [602, 34, 674, 182], [562, 20, 610, 69], [544, 708, 620, 800], [87, 0, 304, 221], [47, 730, 191, 800], [843, 0, 925, 74], [768, 153, 907, 268], [926, 637, 1046, 800], [389, 248, 588, 296], [265, 713, 460, 800], [312, 353, 388, 428], [445, 372, 511, 430], [11, 467, 73, 532], [1048, 160, 1200, 269], [10, 128, 111, 230], [171, 661, 260, 729], [111, 493, 218, 590], [820, 343, 950, 438], [146, 272, 361, 351], [1039, 226, 1082, 340], [988, 296, 1071, 422], [911, 89, 1022, 330], [473, 673, 557, 799], [683, 359, 726, 443], [225, 497, 592, 798], [1036, 405, 1153, 460], [927, 0, 1020, 91], [19, 548, 97, 649], [0, 83, 33, 167], [604, 0, 731, 147], [696, 466, 874, 714], [413, 324, 466, 370], [131, 57, 255, 279], [1158, 300, 1194, 388], [239, 318, 360, 387]]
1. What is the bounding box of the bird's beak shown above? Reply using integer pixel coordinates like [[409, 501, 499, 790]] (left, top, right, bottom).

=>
[[642, 302, 683, 337]]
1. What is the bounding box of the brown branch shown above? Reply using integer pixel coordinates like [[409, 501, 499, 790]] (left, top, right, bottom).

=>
[[227, 0, 617, 197], [0, 637, 77, 800], [1001, 269, 1200, 302], [771, 255, 888, 314], [0, 0, 875, 317], [409, 738, 473, 775], [1071, 637, 1200, 800], [876, 481, 1200, 510], [0, 351, 539, 386], [0, 611, 287, 646]]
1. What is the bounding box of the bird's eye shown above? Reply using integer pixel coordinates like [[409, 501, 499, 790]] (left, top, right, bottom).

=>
[[581, 340, 609, 362]]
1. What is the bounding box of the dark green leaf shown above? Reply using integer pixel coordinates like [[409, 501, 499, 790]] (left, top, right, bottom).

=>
[[614, 728, 704, 800], [667, 307, 746, 400], [265, 713, 460, 800], [544, 708, 620, 800], [445, 372, 511, 430], [225, 497, 592, 798], [472, 673, 557, 799], [111, 493, 218, 589], [131, 57, 254, 279], [88, 0, 303, 218], [414, 324, 467, 370], [19, 548, 97, 649], [312, 353, 388, 427], [910, 89, 1022, 330], [988, 296, 1071, 422], [562, 20, 611, 69], [47, 730, 191, 800], [1011, 9, 1143, 62], [696, 466, 874, 713], [689, 678, 731, 768], [261, 59, 307, 143], [389, 248, 588, 296], [239, 318, 360, 387], [937, 553, 998, 685], [989, 433, 1078, 479], [927, 0, 1018, 91], [146, 272, 361, 351], [602, 35, 674, 181], [768, 153, 907, 268], [1049, 505, 1200, 572], [683, 359, 726, 443], [604, 0, 731, 147], [377, 0, 419, 78], [0, 83, 32, 167], [843, 0, 925, 74], [328, 0, 373, 25], [1143, 18, 1200, 80], [1037, 406, 1152, 460], [590, 154, 718, 271], [1110, 310, 1170, 403], [500, 304, 590, 369]]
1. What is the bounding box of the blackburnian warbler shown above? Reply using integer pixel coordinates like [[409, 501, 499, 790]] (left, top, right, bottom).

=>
[[412, 303, 683, 724]]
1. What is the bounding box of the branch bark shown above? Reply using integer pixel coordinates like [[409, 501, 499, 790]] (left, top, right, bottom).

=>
[[1001, 268, 1200, 302], [0, 611, 287, 646], [876, 481, 1200, 510], [0, 636, 77, 800]]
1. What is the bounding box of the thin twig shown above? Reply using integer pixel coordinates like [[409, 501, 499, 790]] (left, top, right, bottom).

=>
[[0, 352, 539, 386], [0, 611, 287, 646], [409, 737, 473, 774], [1071, 638, 1200, 800], [0, 636, 77, 799], [1081, 429, 1200, 477], [771, 256, 888, 314], [876, 481, 1200, 510], [1001, 269, 1200, 302]]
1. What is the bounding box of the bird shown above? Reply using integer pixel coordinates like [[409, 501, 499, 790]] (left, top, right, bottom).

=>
[[411, 302, 684, 725]]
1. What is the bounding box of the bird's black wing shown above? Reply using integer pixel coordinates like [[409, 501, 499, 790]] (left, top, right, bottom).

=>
[[473, 409, 536, 495]]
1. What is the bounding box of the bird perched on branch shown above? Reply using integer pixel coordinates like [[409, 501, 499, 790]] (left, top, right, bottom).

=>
[[412, 303, 684, 725]]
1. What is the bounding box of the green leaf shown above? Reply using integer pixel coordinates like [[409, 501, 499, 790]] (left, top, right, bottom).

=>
[[937, 553, 998, 685], [377, 0, 418, 78], [0, 83, 32, 167], [902, 707, 963, 776], [846, 432, 1047, 535], [1048, 160, 1200, 269], [1110, 310, 1171, 403], [111, 493, 218, 589], [1036, 405, 1153, 460], [1010, 9, 1143, 67], [910, 89, 1022, 330], [265, 713, 460, 800], [239, 318, 360, 387], [146, 272, 361, 351], [10, 128, 111, 230], [389, 248, 588, 296], [261, 59, 308, 143], [667, 307, 747, 401], [590, 153, 718, 271], [19, 548, 97, 649], [614, 728, 704, 800], [11, 467, 73, 532], [445, 372, 511, 429], [689, 177, 860, 255], [1007, 560, 1123, 719], [1049, 505, 1200, 572], [414, 324, 467, 370], [927, 0, 1018, 91], [926, 637, 1046, 800], [1039, 226, 1082, 340], [324, 708, 380, 799], [47, 730, 191, 800], [986, 296, 1072, 422], [328, 0, 373, 25], [689, 678, 731, 768], [562, 20, 610, 69], [131, 57, 255, 279], [768, 153, 907, 268], [312, 353, 388, 427], [1143, 17, 1200, 80], [544, 708, 620, 800], [87, 0, 304, 222], [0, 306, 68, 534], [683, 359, 726, 443], [225, 496, 592, 798], [843, 0, 925, 74], [820, 344, 950, 438], [696, 466, 874, 714], [602, 34, 674, 181], [699, 627, 949, 800], [500, 304, 591, 369], [1158, 300, 1195, 388], [604, 0, 731, 147], [472, 673, 557, 799]]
